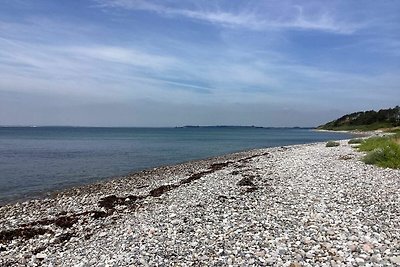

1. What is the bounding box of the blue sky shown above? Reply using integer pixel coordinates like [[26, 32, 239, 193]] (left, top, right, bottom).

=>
[[0, 0, 399, 126]]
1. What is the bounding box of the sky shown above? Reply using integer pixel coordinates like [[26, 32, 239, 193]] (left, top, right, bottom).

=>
[[0, 0, 399, 127]]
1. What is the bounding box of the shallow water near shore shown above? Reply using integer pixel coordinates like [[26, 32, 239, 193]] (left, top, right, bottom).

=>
[[0, 127, 350, 204]]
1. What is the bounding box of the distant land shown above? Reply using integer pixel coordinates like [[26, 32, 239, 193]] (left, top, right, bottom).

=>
[[0, 125, 315, 129], [177, 126, 314, 129], [318, 106, 400, 131]]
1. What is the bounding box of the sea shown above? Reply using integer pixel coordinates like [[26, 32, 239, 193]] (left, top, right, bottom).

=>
[[0, 127, 351, 204]]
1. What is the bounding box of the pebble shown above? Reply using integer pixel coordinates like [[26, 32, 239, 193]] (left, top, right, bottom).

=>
[[355, 257, 365, 265], [390, 256, 400, 265], [171, 219, 180, 225], [36, 253, 47, 259], [349, 244, 358, 252], [362, 243, 373, 254], [305, 252, 314, 259]]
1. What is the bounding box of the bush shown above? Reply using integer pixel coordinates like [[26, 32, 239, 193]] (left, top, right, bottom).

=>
[[362, 144, 400, 168], [358, 134, 400, 169], [363, 148, 385, 164], [326, 141, 340, 147], [348, 138, 363, 144], [358, 137, 393, 152]]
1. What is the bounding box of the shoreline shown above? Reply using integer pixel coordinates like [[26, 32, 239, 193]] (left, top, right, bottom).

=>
[[314, 128, 394, 138], [314, 129, 375, 137], [0, 145, 287, 207], [1, 140, 400, 266], [0, 145, 285, 207], [0, 129, 352, 206]]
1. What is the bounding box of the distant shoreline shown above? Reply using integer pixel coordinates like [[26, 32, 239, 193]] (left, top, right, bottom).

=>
[[0, 125, 316, 129], [314, 128, 391, 138]]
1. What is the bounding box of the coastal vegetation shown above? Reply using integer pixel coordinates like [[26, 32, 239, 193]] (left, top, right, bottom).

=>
[[348, 138, 363, 144], [358, 132, 400, 169], [326, 141, 340, 147], [318, 106, 400, 131]]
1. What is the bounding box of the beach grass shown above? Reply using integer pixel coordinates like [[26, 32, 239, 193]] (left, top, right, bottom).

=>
[[326, 141, 340, 147], [348, 138, 363, 144], [358, 133, 400, 169]]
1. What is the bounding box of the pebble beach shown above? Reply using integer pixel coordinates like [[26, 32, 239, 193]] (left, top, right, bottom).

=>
[[1, 139, 399, 266]]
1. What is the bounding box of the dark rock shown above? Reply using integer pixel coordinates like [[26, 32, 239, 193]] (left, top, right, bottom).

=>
[[57, 232, 75, 243], [181, 172, 207, 184], [149, 184, 179, 197], [98, 195, 119, 209], [0, 227, 52, 243], [217, 195, 228, 201], [339, 155, 353, 160], [210, 161, 232, 170], [91, 210, 108, 219], [245, 186, 258, 193], [237, 177, 255, 187], [53, 216, 79, 228], [31, 246, 46, 255], [98, 195, 140, 210]]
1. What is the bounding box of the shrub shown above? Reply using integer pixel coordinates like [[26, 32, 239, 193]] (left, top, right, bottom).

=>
[[363, 148, 385, 164], [362, 144, 400, 168], [326, 141, 340, 147], [348, 138, 363, 144], [358, 137, 393, 152], [358, 134, 400, 169]]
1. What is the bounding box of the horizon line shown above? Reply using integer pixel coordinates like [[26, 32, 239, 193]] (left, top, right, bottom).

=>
[[0, 125, 317, 129]]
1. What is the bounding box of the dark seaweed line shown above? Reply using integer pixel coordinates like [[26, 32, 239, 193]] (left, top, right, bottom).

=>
[[0, 152, 269, 246]]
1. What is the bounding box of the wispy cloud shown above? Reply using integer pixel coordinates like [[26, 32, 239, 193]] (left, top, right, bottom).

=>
[[65, 46, 177, 70], [95, 0, 360, 34], [1, 32, 398, 106]]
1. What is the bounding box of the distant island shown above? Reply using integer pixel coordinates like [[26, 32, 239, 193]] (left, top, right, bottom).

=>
[[318, 106, 400, 131], [177, 126, 313, 129], [179, 125, 265, 129]]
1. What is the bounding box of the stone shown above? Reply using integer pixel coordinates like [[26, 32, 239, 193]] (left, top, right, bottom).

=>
[[199, 255, 209, 261], [99, 232, 107, 237], [390, 256, 400, 265], [349, 244, 358, 252], [370, 254, 380, 262], [349, 235, 358, 241], [255, 251, 265, 257], [362, 243, 373, 253], [326, 230, 335, 236], [171, 219, 180, 225], [36, 253, 47, 260], [305, 252, 314, 259], [277, 247, 287, 255], [236, 177, 255, 187], [355, 257, 365, 265]]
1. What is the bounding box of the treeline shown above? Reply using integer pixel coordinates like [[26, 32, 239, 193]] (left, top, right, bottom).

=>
[[319, 106, 400, 130]]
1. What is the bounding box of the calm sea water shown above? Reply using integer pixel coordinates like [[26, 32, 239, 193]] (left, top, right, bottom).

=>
[[0, 127, 350, 204]]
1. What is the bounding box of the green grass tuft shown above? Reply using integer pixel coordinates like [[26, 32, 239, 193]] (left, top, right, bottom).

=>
[[326, 141, 340, 147], [358, 134, 400, 169], [348, 138, 363, 144]]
